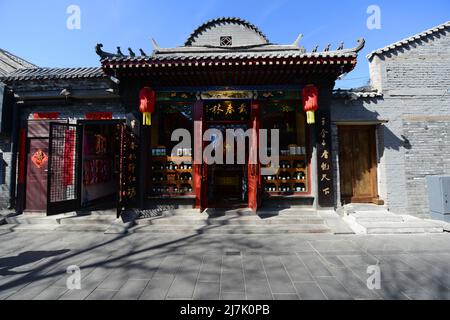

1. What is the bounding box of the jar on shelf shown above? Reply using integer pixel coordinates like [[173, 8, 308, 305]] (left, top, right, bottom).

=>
[[295, 172, 305, 180], [294, 160, 306, 169]]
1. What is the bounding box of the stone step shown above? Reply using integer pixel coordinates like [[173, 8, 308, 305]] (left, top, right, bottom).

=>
[[76, 209, 117, 216], [131, 224, 332, 234], [355, 217, 405, 223], [344, 204, 388, 212], [136, 215, 324, 226], [349, 212, 404, 223], [351, 211, 401, 218], [155, 209, 318, 218], [5, 213, 73, 225], [55, 224, 111, 232], [0, 224, 59, 231], [358, 221, 443, 234], [142, 209, 200, 217], [58, 215, 116, 225]]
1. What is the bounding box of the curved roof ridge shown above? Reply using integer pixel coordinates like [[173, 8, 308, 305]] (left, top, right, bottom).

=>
[[367, 20, 450, 60], [184, 17, 270, 46]]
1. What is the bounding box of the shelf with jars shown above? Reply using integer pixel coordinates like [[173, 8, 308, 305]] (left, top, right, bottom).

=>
[[150, 152, 194, 196], [262, 154, 308, 195]]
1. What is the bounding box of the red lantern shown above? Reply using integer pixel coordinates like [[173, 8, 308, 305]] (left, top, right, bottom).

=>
[[302, 85, 319, 124], [139, 87, 156, 126]]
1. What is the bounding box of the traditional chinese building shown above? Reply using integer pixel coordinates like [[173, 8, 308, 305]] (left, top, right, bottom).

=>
[[0, 49, 37, 209], [0, 18, 448, 222]]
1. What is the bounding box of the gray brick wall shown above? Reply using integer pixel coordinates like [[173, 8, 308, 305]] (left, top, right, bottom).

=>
[[331, 25, 450, 217], [0, 139, 12, 209]]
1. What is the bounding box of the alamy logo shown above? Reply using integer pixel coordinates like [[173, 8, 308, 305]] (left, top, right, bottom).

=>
[[367, 5, 382, 30], [171, 128, 280, 175], [66, 5, 81, 30], [366, 265, 381, 290], [66, 265, 81, 290]]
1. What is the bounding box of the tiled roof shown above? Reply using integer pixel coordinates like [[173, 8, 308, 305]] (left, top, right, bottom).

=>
[[367, 21, 450, 60], [0, 67, 106, 81], [333, 88, 383, 99], [0, 49, 37, 76]]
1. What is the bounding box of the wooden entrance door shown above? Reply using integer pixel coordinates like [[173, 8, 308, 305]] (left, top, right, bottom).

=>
[[25, 138, 49, 211], [338, 125, 379, 204]]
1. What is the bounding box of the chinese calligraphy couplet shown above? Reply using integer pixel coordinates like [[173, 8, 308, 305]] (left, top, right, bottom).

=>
[[316, 109, 334, 207]]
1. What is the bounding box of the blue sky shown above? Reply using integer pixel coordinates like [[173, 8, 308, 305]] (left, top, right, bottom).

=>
[[0, 0, 448, 88]]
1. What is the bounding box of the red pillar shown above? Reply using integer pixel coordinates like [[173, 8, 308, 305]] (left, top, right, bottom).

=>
[[248, 101, 261, 212]]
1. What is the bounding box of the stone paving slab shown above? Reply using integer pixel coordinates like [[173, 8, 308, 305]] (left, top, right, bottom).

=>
[[0, 231, 450, 300], [193, 281, 220, 300], [293, 281, 326, 300], [86, 289, 116, 300], [297, 253, 333, 277], [139, 276, 174, 300], [112, 279, 149, 300]]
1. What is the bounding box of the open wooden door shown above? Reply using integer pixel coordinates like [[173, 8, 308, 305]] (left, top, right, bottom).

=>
[[248, 101, 261, 212], [26, 137, 49, 212], [47, 123, 80, 215], [338, 125, 380, 204]]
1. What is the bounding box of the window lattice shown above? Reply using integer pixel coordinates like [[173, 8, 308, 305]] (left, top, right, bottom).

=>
[[220, 36, 232, 46]]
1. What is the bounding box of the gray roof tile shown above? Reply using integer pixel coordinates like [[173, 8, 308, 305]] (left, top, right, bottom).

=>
[[0, 67, 106, 82], [333, 88, 383, 99], [0, 49, 37, 76]]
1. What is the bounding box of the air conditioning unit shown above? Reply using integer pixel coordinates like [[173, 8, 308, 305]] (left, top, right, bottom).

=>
[[426, 175, 450, 222]]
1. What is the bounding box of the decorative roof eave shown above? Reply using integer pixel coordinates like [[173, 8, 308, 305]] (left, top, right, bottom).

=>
[[367, 21, 449, 60], [101, 55, 358, 72], [184, 17, 270, 46]]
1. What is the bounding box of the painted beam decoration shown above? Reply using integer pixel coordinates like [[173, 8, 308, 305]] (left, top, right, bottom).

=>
[[316, 110, 334, 207]]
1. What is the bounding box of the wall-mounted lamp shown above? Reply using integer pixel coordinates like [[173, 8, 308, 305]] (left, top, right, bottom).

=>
[[110, 76, 120, 85], [60, 88, 71, 97]]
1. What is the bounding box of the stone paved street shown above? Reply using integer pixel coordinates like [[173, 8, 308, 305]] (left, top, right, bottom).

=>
[[0, 229, 449, 300]]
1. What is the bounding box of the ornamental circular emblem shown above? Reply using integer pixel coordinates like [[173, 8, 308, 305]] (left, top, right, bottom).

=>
[[31, 149, 48, 169]]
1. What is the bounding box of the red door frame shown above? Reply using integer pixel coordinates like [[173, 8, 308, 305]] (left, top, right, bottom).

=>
[[193, 100, 208, 211], [194, 99, 261, 213], [248, 101, 261, 212]]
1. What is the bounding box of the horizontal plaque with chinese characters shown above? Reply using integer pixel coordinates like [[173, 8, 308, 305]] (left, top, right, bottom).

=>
[[204, 100, 251, 121]]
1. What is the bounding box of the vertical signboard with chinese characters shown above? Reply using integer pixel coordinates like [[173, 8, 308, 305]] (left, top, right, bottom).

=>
[[118, 123, 139, 216], [316, 110, 334, 207]]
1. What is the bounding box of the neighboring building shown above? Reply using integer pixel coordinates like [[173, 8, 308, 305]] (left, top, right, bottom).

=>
[[0, 49, 36, 77], [0, 18, 449, 219], [1, 67, 123, 214], [331, 21, 450, 218], [0, 49, 37, 209]]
